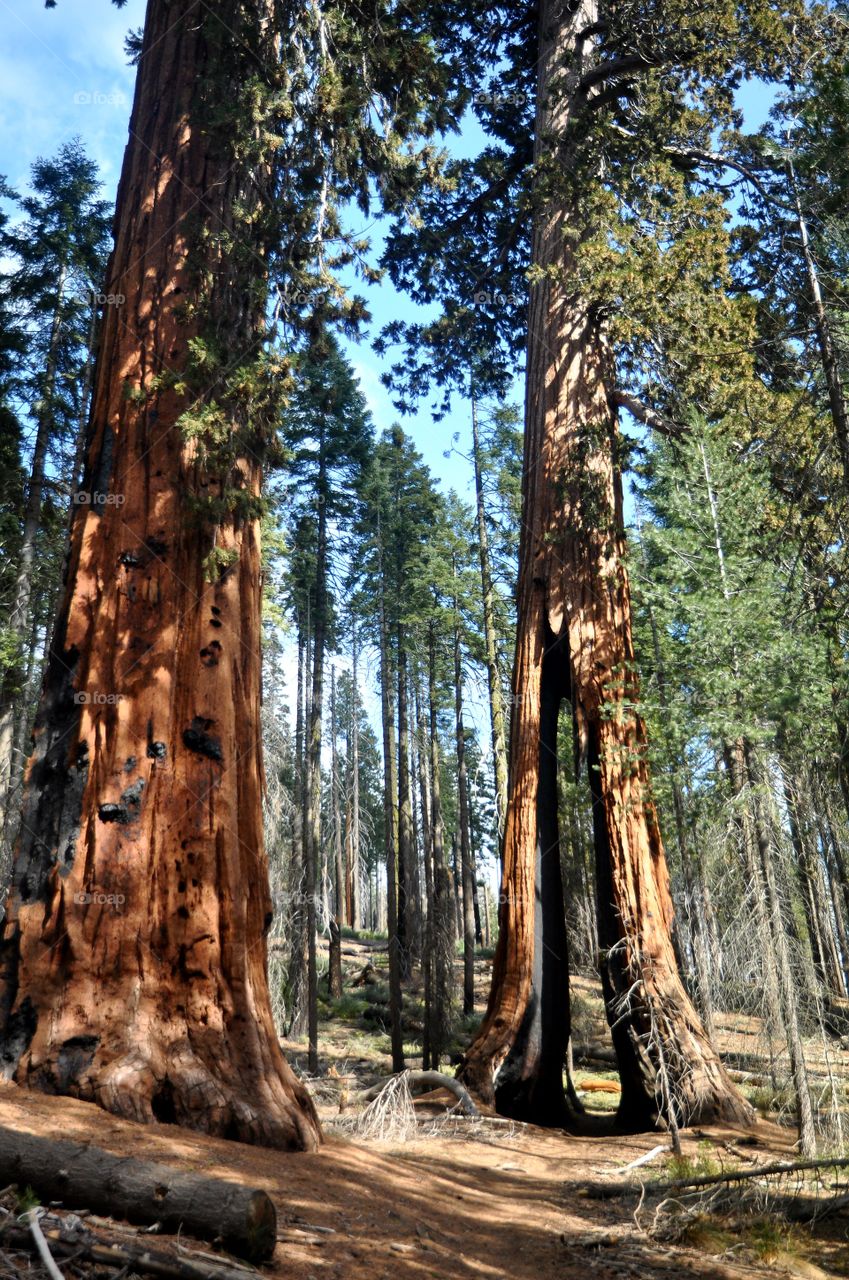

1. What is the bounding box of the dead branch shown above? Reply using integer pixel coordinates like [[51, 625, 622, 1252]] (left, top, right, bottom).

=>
[[24, 1209, 65, 1280], [0, 1127, 276, 1262], [585, 1154, 849, 1199], [0, 1212, 258, 1280], [355, 1070, 479, 1116]]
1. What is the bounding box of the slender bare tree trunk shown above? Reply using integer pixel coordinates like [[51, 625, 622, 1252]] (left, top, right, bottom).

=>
[[640, 559, 716, 1037], [288, 615, 309, 1038], [397, 633, 419, 973], [453, 578, 476, 1017], [782, 764, 844, 997], [350, 618, 361, 930], [377, 538, 404, 1071], [471, 394, 509, 838], [304, 438, 329, 1074], [743, 744, 816, 1157], [328, 667, 343, 999], [415, 675, 433, 906], [424, 621, 454, 1069]]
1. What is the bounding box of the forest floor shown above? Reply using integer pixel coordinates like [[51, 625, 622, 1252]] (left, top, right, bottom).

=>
[[3, 934, 849, 1279]]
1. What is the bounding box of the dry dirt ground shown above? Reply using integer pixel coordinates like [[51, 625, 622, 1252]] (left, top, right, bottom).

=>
[[2, 938, 849, 1279], [0, 1082, 839, 1280]]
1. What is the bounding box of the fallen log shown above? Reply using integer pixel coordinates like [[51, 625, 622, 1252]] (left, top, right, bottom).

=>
[[355, 1071, 479, 1117], [0, 1127, 276, 1262], [584, 1155, 849, 1200], [351, 962, 378, 987], [576, 1079, 621, 1094], [574, 1043, 617, 1066]]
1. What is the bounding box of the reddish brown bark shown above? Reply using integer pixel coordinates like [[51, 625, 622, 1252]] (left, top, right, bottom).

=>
[[0, 1, 319, 1150], [460, 0, 751, 1130]]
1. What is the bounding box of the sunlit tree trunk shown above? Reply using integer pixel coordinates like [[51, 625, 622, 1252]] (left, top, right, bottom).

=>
[[461, 0, 749, 1129], [0, 0, 319, 1149]]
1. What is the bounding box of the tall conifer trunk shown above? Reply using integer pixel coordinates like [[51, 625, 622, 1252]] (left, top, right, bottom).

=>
[[0, 261, 67, 836], [0, 0, 319, 1150], [349, 620, 361, 930], [378, 539, 405, 1071], [453, 582, 476, 1017], [471, 395, 509, 837], [397, 633, 416, 973], [305, 436, 328, 1074], [460, 0, 749, 1129]]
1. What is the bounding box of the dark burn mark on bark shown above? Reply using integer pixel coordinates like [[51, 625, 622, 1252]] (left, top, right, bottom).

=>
[[56, 1034, 99, 1089], [199, 640, 222, 667], [124, 756, 137, 772], [0, 995, 36, 1079], [146, 720, 166, 761], [89, 424, 115, 515], [120, 538, 168, 571], [183, 716, 222, 762], [98, 779, 145, 826], [14, 640, 88, 904]]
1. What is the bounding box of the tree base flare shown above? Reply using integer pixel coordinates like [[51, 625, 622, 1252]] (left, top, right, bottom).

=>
[[12, 1034, 320, 1152]]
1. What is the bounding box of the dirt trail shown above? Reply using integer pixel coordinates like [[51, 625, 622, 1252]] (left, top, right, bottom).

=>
[[0, 1081, 831, 1280]]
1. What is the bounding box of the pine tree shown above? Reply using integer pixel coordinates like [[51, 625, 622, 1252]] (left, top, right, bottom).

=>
[[0, 143, 111, 844], [352, 427, 443, 1062], [634, 419, 835, 1154], [277, 334, 372, 1071]]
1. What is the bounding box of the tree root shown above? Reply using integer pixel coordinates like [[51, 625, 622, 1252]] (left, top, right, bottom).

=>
[[355, 1070, 480, 1117]]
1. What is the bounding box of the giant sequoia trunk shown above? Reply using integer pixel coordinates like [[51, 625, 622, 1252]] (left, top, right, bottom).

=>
[[460, 0, 750, 1130], [0, 0, 320, 1151]]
